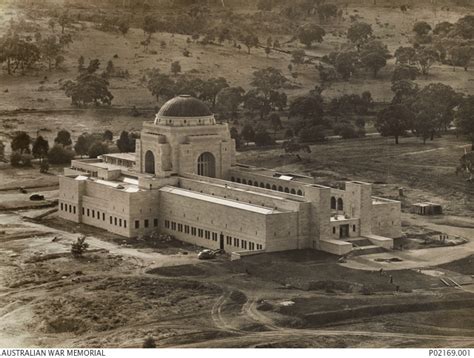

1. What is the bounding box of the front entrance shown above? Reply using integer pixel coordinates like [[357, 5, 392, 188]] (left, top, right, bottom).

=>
[[339, 224, 349, 239], [219, 234, 224, 250]]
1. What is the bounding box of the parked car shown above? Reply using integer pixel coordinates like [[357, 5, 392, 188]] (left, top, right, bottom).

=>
[[29, 194, 45, 201], [198, 249, 216, 260]]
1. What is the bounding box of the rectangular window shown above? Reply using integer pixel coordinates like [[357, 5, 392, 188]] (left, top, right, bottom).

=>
[[73, 206, 76, 214], [124, 220, 127, 228], [154, 218, 158, 227], [92, 210, 95, 218], [135, 220, 139, 229], [185, 225, 190, 234], [212, 232, 217, 241], [82, 207, 85, 215], [178, 223, 183, 232], [60, 203, 63, 211], [353, 225, 356, 232], [114, 217, 117, 226], [234, 238, 239, 247], [249, 242, 255, 250], [103, 213, 105, 221], [165, 220, 170, 229], [205, 230, 210, 239], [119, 218, 122, 227], [198, 229, 204, 238], [145, 219, 149, 228], [241, 240, 247, 250], [191, 227, 196, 236], [87, 209, 90, 216], [171, 221, 176, 230], [110, 216, 112, 224]]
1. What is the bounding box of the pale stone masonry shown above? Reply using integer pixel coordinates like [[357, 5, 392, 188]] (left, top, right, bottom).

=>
[[58, 95, 401, 256]]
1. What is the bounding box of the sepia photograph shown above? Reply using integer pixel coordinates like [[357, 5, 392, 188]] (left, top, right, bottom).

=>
[[0, 0, 473, 351]]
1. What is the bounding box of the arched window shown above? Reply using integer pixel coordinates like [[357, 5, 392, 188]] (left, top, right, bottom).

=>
[[260, 183, 265, 188], [231, 177, 235, 182], [272, 185, 277, 190], [145, 150, 155, 174], [337, 198, 344, 211], [197, 152, 216, 177], [254, 182, 259, 187], [243, 179, 248, 185], [278, 186, 283, 192], [290, 189, 296, 194], [266, 184, 271, 189], [236, 178, 241, 183], [284, 187, 289, 193], [297, 189, 303, 196], [248, 180, 253, 186], [331, 197, 336, 210]]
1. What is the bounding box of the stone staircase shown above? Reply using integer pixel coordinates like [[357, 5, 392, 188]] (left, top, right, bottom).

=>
[[344, 237, 387, 256]]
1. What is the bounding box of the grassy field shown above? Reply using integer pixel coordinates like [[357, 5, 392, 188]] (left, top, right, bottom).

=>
[[237, 134, 474, 215]]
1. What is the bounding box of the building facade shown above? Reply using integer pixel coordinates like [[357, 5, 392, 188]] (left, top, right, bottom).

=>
[[59, 95, 401, 256]]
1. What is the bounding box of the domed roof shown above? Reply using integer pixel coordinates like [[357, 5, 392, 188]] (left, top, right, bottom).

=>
[[157, 95, 212, 117]]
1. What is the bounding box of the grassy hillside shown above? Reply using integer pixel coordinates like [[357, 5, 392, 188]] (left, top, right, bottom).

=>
[[0, 2, 472, 113]]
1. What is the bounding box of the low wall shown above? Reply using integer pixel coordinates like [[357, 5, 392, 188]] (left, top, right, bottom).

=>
[[319, 239, 353, 256]]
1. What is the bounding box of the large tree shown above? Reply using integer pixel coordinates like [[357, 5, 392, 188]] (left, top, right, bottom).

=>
[[11, 131, 31, 154], [456, 95, 474, 150], [334, 51, 358, 80], [54, 129, 72, 146], [216, 86, 244, 119], [375, 104, 414, 144], [347, 22, 373, 47], [32, 136, 49, 162], [413, 21, 432, 36], [289, 94, 324, 122], [40, 35, 62, 70], [64, 60, 113, 106], [147, 70, 176, 102], [297, 24, 325, 48]]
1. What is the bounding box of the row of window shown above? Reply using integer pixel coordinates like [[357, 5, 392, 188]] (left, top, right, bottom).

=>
[[135, 218, 159, 229], [164, 219, 263, 251], [230, 177, 303, 196], [60, 202, 76, 214], [81, 205, 128, 229]]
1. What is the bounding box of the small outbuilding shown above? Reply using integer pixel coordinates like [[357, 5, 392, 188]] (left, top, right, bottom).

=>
[[411, 202, 443, 215]]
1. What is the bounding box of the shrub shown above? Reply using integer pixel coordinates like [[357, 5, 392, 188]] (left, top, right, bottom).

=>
[[10, 151, 33, 167], [333, 122, 359, 139], [71, 236, 89, 258], [142, 337, 156, 348], [48, 144, 75, 164]]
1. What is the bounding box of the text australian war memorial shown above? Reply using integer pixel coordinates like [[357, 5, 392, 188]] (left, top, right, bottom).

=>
[[58, 94, 401, 256]]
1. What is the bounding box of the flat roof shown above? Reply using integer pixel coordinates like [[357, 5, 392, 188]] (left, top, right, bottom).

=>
[[103, 153, 136, 162], [160, 186, 282, 215], [231, 165, 315, 184]]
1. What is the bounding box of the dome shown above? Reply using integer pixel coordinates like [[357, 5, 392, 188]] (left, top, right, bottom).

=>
[[158, 95, 212, 117]]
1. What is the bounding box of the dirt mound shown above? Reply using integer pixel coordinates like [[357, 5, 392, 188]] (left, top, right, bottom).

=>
[[42, 317, 86, 333], [256, 301, 273, 311], [146, 265, 205, 277], [229, 290, 247, 304]]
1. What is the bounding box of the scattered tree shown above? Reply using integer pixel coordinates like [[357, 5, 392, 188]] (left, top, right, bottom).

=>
[[54, 129, 72, 146], [47, 144, 75, 164], [32, 136, 49, 162], [11, 131, 31, 154], [297, 24, 325, 47], [375, 104, 414, 144]]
